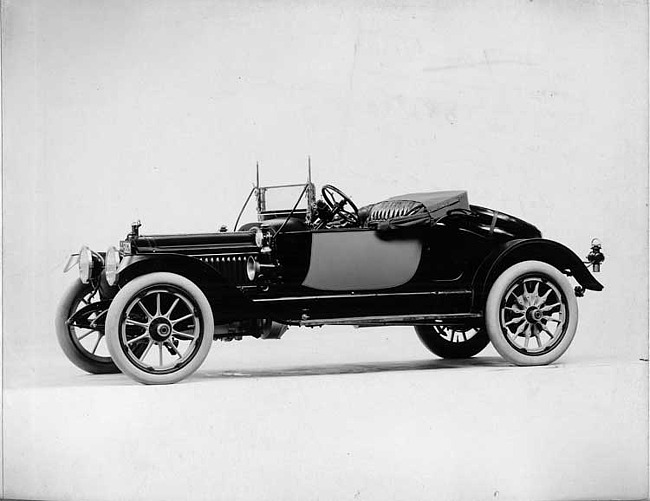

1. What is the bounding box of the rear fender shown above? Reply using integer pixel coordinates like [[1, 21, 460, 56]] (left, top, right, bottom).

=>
[[116, 254, 257, 319], [472, 238, 603, 309]]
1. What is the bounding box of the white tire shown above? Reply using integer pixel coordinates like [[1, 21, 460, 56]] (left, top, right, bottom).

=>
[[485, 260, 578, 366], [106, 272, 214, 384]]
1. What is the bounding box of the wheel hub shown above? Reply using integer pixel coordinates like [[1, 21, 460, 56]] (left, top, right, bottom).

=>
[[526, 307, 543, 323], [149, 318, 172, 342]]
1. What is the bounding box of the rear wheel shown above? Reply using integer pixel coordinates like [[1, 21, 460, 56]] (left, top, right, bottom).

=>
[[415, 325, 489, 359], [485, 260, 578, 365], [106, 272, 214, 384]]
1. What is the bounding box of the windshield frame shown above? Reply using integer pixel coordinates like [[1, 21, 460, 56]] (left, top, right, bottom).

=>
[[233, 181, 316, 231]]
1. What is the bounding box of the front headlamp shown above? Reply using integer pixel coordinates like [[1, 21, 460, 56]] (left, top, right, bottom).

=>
[[78, 246, 93, 284], [254, 228, 264, 248], [105, 246, 121, 286]]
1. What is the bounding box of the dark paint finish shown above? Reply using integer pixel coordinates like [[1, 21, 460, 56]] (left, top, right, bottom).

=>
[[134, 231, 258, 255], [114, 201, 602, 330]]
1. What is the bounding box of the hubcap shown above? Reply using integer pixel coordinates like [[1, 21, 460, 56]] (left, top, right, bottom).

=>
[[526, 307, 543, 323], [149, 318, 172, 342], [499, 276, 567, 355]]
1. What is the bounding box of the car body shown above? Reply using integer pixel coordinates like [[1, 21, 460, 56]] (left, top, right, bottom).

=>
[[56, 167, 605, 384]]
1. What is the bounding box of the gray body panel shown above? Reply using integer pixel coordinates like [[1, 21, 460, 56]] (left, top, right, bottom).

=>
[[301, 230, 422, 291]]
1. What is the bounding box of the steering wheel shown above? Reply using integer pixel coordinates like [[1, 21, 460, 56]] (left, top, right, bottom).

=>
[[321, 184, 359, 226]]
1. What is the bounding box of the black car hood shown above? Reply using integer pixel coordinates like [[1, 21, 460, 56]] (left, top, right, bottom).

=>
[[134, 231, 258, 254]]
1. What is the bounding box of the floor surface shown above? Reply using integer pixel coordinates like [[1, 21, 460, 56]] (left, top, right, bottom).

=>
[[3, 327, 649, 501]]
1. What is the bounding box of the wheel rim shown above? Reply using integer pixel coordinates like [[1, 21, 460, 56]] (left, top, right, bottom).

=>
[[433, 326, 481, 343], [118, 286, 204, 375], [69, 287, 113, 363], [499, 274, 568, 356]]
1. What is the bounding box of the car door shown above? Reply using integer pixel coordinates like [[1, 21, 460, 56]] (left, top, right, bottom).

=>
[[299, 228, 423, 291]]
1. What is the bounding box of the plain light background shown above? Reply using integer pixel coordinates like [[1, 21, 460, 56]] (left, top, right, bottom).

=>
[[2, 0, 648, 499], [3, 0, 647, 365]]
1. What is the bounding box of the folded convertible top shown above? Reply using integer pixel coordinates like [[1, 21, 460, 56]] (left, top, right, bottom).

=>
[[364, 190, 469, 231]]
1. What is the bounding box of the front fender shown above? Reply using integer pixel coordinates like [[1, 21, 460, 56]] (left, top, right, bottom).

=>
[[117, 253, 258, 321], [472, 238, 603, 308]]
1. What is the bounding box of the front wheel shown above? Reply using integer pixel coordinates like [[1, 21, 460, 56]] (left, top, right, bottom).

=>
[[415, 325, 490, 359], [485, 260, 578, 366], [105, 272, 214, 384], [55, 280, 119, 374]]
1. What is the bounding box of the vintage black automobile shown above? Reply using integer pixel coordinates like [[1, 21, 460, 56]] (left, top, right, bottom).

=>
[[56, 166, 605, 384]]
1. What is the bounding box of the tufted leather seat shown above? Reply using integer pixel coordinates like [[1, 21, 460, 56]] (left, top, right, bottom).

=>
[[359, 199, 428, 229], [359, 191, 469, 231], [366, 199, 427, 223]]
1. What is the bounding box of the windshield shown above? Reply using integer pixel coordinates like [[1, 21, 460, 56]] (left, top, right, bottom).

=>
[[258, 184, 310, 213]]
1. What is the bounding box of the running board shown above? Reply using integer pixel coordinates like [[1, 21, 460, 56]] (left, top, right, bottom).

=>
[[299, 312, 482, 328]]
